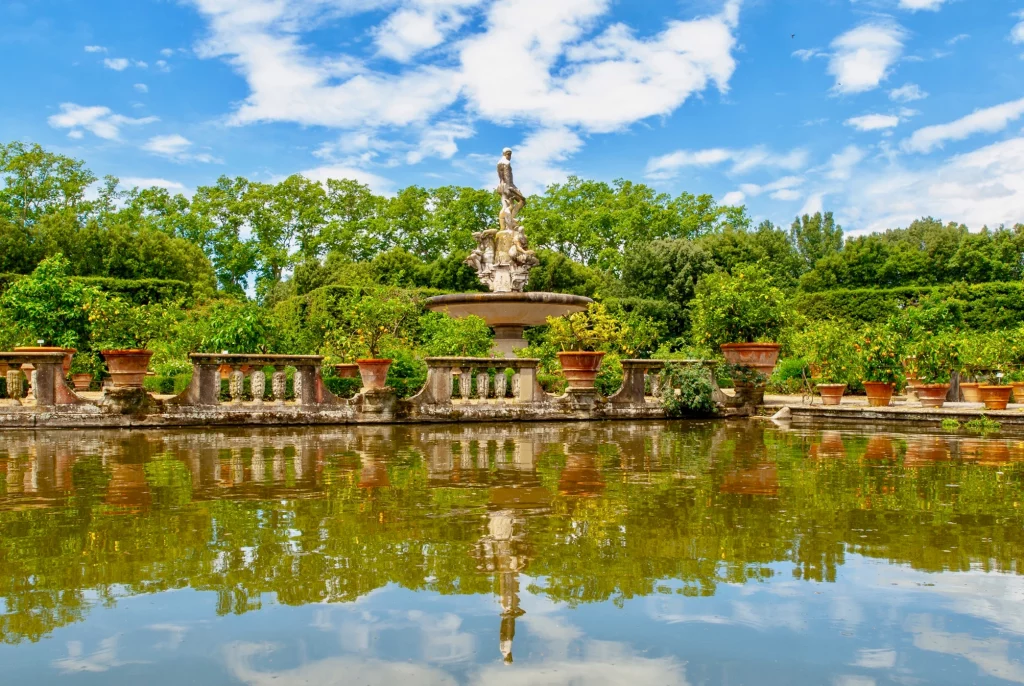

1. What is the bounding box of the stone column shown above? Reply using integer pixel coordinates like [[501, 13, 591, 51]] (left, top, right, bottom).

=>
[[272, 367, 287, 405], [459, 368, 473, 399], [494, 371, 508, 399], [293, 371, 304, 405], [511, 371, 521, 399], [250, 370, 266, 404]]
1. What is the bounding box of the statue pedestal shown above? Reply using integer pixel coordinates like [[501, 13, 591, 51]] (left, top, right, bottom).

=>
[[493, 326, 527, 358]]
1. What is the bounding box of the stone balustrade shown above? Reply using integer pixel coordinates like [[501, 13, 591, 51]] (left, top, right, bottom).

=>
[[169, 354, 342, 407], [0, 352, 88, 408], [410, 357, 544, 406]]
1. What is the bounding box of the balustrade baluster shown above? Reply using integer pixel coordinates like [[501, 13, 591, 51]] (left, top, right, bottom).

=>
[[650, 374, 662, 398], [494, 370, 508, 399], [6, 369, 24, 402], [272, 367, 287, 404], [250, 370, 266, 404], [229, 367, 245, 404], [293, 371, 303, 405], [459, 368, 472, 399], [511, 370, 521, 399], [476, 371, 490, 399]]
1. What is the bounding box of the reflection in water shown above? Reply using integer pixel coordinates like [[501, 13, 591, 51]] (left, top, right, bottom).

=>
[[1, 422, 1024, 684]]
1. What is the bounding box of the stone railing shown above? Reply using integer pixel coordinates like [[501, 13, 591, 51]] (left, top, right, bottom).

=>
[[410, 358, 545, 406], [0, 352, 88, 408], [168, 354, 343, 407]]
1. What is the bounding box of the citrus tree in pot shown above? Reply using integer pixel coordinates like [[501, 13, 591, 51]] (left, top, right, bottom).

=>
[[691, 265, 789, 378], [346, 288, 419, 391], [855, 325, 903, 407], [908, 333, 960, 408], [86, 293, 166, 389], [793, 319, 858, 406], [546, 303, 625, 390]]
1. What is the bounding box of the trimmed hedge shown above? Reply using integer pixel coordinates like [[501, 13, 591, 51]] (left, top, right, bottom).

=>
[[0, 273, 195, 305], [794, 281, 1024, 330]]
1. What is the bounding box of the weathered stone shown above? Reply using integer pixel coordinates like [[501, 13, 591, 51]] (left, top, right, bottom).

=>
[[272, 371, 287, 405], [494, 372, 508, 399], [458, 369, 472, 399], [229, 370, 245, 404], [476, 372, 490, 399], [6, 370, 24, 403], [250, 370, 266, 404]]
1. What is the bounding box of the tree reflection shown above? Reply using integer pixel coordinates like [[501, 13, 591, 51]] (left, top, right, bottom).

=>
[[0, 422, 1023, 645]]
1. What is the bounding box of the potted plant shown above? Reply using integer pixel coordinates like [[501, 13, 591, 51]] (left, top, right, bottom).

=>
[[346, 289, 419, 391], [855, 325, 903, 407], [909, 333, 959, 408], [68, 352, 100, 392], [87, 293, 162, 389], [979, 375, 1012, 411], [691, 266, 789, 377], [793, 320, 858, 406], [546, 303, 624, 389], [955, 332, 996, 403]]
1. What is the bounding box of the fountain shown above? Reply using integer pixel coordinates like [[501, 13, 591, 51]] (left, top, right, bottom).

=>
[[425, 147, 592, 357]]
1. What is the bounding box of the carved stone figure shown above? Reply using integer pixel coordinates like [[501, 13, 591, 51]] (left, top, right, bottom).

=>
[[465, 148, 538, 293]]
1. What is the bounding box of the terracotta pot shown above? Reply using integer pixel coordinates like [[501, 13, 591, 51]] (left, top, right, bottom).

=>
[[14, 346, 76, 375], [70, 373, 93, 392], [218, 364, 233, 380], [356, 358, 392, 390], [557, 351, 606, 389], [863, 381, 895, 407], [904, 437, 950, 467], [334, 363, 360, 379], [979, 385, 1012, 411], [817, 384, 847, 406], [1011, 382, 1024, 405], [960, 382, 982, 403], [100, 349, 154, 389], [720, 343, 781, 377], [917, 383, 951, 408], [863, 435, 896, 461]]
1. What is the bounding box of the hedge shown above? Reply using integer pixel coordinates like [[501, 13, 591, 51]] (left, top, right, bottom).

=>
[[0, 273, 195, 305], [794, 281, 1024, 330]]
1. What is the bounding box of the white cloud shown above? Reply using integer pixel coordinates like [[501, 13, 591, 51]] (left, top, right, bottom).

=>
[[792, 48, 825, 61], [142, 134, 222, 163], [1013, 11, 1024, 44], [155, 60, 170, 72], [84, 45, 106, 53], [134, 60, 149, 68], [103, 57, 131, 71], [889, 83, 927, 102], [845, 113, 901, 131], [847, 137, 1024, 232], [722, 190, 745, 205], [902, 97, 1024, 153], [645, 146, 808, 180], [134, 83, 149, 93], [120, 177, 188, 193], [825, 145, 866, 181], [738, 175, 804, 199], [898, 0, 947, 11], [512, 127, 585, 194], [407, 120, 475, 164], [189, 0, 742, 138], [946, 33, 970, 46], [828, 22, 906, 94], [47, 103, 158, 140], [160, 48, 175, 57], [375, 1, 482, 62]]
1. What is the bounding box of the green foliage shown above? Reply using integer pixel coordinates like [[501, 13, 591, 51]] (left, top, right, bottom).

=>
[[69, 351, 102, 378], [199, 300, 275, 354], [792, 319, 859, 385], [0, 254, 95, 348], [659, 363, 717, 417], [690, 265, 789, 348], [85, 291, 174, 350], [965, 416, 1001, 435], [323, 376, 362, 399], [907, 333, 960, 385], [855, 325, 904, 384], [790, 211, 844, 271], [347, 288, 421, 358], [940, 419, 961, 432], [546, 303, 628, 353], [418, 313, 493, 357], [595, 353, 623, 396], [383, 349, 428, 398]]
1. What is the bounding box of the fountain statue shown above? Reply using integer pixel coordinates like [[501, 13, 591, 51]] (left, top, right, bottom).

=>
[[425, 147, 592, 357]]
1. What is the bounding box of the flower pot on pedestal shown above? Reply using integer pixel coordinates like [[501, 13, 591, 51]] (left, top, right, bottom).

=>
[[817, 384, 847, 406], [863, 382, 895, 407], [557, 351, 605, 390], [917, 384, 951, 408], [356, 359, 392, 390], [1012, 382, 1024, 405], [70, 373, 93, 392], [960, 382, 982, 403], [720, 343, 781, 377], [334, 363, 360, 379], [100, 350, 154, 389], [979, 385, 1012, 411]]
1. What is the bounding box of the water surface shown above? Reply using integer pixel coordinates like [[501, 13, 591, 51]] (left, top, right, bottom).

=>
[[1, 421, 1023, 685]]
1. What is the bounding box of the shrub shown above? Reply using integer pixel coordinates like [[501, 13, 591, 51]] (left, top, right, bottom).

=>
[[0, 254, 95, 349], [690, 265, 789, 349], [595, 353, 623, 396], [348, 288, 421, 358], [418, 312, 493, 357], [908, 333, 960, 385], [85, 291, 173, 350], [546, 303, 625, 352], [659, 363, 717, 417], [855, 325, 904, 385], [792, 319, 859, 386], [199, 300, 275, 354]]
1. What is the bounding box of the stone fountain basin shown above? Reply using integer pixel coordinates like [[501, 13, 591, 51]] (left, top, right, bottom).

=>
[[425, 292, 593, 357], [424, 292, 592, 327]]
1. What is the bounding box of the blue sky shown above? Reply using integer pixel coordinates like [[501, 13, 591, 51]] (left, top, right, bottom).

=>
[[2, 0, 1022, 235]]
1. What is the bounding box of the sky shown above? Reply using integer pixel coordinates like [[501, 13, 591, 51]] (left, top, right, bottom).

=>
[[1, 0, 1022, 235]]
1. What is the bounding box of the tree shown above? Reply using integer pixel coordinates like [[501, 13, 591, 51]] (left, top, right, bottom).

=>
[[790, 212, 844, 270], [621, 239, 718, 306]]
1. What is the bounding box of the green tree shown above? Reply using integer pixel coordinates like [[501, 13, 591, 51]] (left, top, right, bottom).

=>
[[790, 211, 844, 270]]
